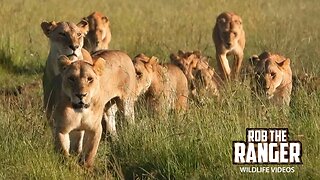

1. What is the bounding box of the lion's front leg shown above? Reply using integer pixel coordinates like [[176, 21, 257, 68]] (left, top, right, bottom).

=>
[[55, 131, 70, 157], [69, 130, 84, 154], [80, 124, 102, 168], [216, 53, 231, 81], [117, 98, 135, 125], [105, 104, 118, 138], [232, 51, 244, 80]]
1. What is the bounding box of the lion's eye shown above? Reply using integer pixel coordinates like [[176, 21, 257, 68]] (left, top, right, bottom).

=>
[[87, 77, 93, 83], [77, 32, 82, 37], [270, 72, 276, 79], [233, 32, 238, 36], [59, 32, 67, 37], [68, 76, 75, 82], [136, 71, 143, 78]]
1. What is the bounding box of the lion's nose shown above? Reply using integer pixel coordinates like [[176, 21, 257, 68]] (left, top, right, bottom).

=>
[[226, 42, 232, 47], [69, 45, 79, 51], [75, 93, 87, 100]]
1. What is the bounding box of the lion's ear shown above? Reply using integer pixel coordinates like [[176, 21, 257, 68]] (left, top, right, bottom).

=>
[[134, 53, 150, 63], [178, 50, 185, 57], [149, 56, 159, 65], [82, 16, 89, 23], [58, 55, 72, 72], [258, 51, 271, 60], [170, 53, 179, 61], [235, 18, 242, 25], [41, 21, 57, 37], [102, 16, 109, 23], [218, 17, 226, 24], [249, 55, 260, 65], [193, 50, 201, 58], [277, 58, 290, 67], [144, 56, 158, 72], [93, 57, 105, 75], [77, 19, 89, 35], [284, 58, 290, 66]]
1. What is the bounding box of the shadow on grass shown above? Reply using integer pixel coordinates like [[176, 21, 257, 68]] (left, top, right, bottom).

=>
[[0, 48, 44, 75]]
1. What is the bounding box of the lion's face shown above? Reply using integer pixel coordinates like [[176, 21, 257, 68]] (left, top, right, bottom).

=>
[[170, 50, 200, 81], [216, 12, 243, 49], [195, 59, 215, 81], [249, 53, 269, 89], [171, 50, 214, 84], [41, 20, 89, 58], [84, 12, 111, 52], [59, 56, 104, 110], [264, 58, 291, 99], [133, 54, 157, 96]]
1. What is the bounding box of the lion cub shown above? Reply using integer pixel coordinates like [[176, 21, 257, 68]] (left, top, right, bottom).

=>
[[170, 50, 220, 98], [82, 12, 112, 53], [133, 54, 188, 113], [213, 12, 245, 80], [249, 52, 292, 105]]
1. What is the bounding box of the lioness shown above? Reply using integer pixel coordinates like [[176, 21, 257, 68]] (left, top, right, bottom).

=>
[[249, 52, 292, 105], [170, 50, 220, 98], [51, 51, 136, 168], [91, 50, 137, 134], [213, 12, 245, 80], [81, 12, 117, 137], [82, 12, 112, 53], [41, 20, 92, 118], [133, 54, 188, 113]]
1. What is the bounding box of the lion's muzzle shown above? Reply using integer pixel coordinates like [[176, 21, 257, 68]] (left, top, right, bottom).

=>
[[72, 102, 90, 109], [72, 93, 90, 109]]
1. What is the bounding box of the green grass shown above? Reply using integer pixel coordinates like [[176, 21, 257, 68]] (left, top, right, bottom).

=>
[[0, 0, 319, 179]]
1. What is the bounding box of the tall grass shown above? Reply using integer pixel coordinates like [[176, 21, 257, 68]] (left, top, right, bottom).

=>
[[0, 0, 319, 179]]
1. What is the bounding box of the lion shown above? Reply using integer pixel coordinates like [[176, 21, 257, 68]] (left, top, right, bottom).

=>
[[249, 52, 292, 105], [170, 50, 220, 98], [133, 54, 188, 113], [213, 12, 245, 80], [41, 20, 92, 117], [91, 50, 137, 136], [82, 12, 112, 53], [50, 51, 136, 168], [248, 51, 271, 95], [81, 12, 117, 138]]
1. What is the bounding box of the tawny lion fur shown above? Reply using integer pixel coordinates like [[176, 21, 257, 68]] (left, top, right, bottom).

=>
[[213, 12, 245, 80], [82, 12, 112, 53], [249, 52, 292, 105], [41, 20, 92, 119], [49, 50, 136, 168], [170, 50, 220, 98], [133, 54, 188, 113]]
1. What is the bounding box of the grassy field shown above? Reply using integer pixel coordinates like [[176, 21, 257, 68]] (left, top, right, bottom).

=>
[[0, 0, 319, 179]]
